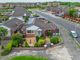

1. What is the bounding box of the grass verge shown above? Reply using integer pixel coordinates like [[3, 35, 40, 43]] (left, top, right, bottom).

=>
[[10, 56, 48, 60]]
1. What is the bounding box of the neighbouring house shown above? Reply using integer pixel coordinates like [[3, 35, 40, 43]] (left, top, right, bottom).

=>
[[0, 2, 42, 8], [75, 7, 80, 17], [9, 7, 30, 21], [0, 6, 29, 37], [47, 5, 70, 17], [47, 2, 60, 7], [3, 18, 25, 35]]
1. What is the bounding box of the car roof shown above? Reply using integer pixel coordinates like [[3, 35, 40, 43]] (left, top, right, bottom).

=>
[[71, 31, 76, 33]]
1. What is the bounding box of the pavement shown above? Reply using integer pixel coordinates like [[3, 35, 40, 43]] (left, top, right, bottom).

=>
[[33, 10, 80, 44], [58, 25, 80, 60]]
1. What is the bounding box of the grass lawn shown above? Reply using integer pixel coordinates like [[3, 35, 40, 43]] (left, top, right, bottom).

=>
[[10, 56, 48, 60]]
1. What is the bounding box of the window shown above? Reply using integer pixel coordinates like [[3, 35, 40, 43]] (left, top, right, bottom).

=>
[[27, 30, 34, 33], [27, 30, 32, 33]]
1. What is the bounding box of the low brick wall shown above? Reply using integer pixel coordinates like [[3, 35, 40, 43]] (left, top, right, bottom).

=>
[[12, 47, 46, 52]]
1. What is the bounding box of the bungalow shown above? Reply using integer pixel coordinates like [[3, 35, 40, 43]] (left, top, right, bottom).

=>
[[25, 17, 59, 46], [3, 18, 25, 36], [26, 17, 59, 36]]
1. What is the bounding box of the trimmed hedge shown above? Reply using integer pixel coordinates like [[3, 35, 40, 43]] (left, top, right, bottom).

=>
[[1, 40, 13, 56]]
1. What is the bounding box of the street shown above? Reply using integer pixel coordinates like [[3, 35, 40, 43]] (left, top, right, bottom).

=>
[[33, 10, 80, 43]]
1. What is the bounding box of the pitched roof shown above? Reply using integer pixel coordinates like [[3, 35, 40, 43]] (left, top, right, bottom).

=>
[[26, 25, 40, 31], [33, 17, 58, 31], [0, 25, 10, 30], [12, 7, 27, 17], [4, 18, 24, 31]]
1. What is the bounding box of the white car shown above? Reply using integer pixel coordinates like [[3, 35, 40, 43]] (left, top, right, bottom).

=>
[[71, 31, 78, 38]]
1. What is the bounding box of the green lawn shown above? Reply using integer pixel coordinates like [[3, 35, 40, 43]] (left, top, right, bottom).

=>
[[10, 56, 48, 60]]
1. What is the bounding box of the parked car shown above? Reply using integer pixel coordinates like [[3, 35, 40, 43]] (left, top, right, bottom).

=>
[[71, 31, 78, 38]]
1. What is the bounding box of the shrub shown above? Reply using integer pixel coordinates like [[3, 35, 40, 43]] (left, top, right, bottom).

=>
[[12, 32, 23, 47], [1, 45, 4, 49], [36, 36, 39, 42], [34, 43, 39, 47], [1, 40, 12, 56], [33, 14, 39, 17], [46, 30, 52, 36], [50, 36, 60, 44], [23, 16, 29, 22], [34, 39, 45, 47], [24, 41, 29, 47], [38, 39, 45, 47]]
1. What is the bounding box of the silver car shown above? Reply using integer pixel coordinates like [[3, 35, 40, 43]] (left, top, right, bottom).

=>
[[71, 31, 78, 38]]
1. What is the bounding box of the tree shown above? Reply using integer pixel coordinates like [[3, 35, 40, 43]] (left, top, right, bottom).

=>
[[68, 8, 77, 17], [23, 16, 29, 22], [0, 27, 8, 45], [11, 32, 23, 47], [0, 27, 8, 37]]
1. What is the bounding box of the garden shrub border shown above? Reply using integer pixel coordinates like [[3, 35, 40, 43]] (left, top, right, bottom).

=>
[[1, 40, 13, 56]]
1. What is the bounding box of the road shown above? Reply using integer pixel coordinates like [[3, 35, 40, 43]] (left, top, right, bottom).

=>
[[33, 10, 80, 43], [33, 10, 80, 60]]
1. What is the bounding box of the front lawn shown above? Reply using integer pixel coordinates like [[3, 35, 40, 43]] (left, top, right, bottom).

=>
[[10, 56, 48, 60]]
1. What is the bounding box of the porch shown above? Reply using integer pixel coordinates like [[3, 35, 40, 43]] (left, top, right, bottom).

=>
[[25, 33, 36, 47]]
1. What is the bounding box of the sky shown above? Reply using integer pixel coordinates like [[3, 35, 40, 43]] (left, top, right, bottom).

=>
[[0, 0, 80, 3]]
